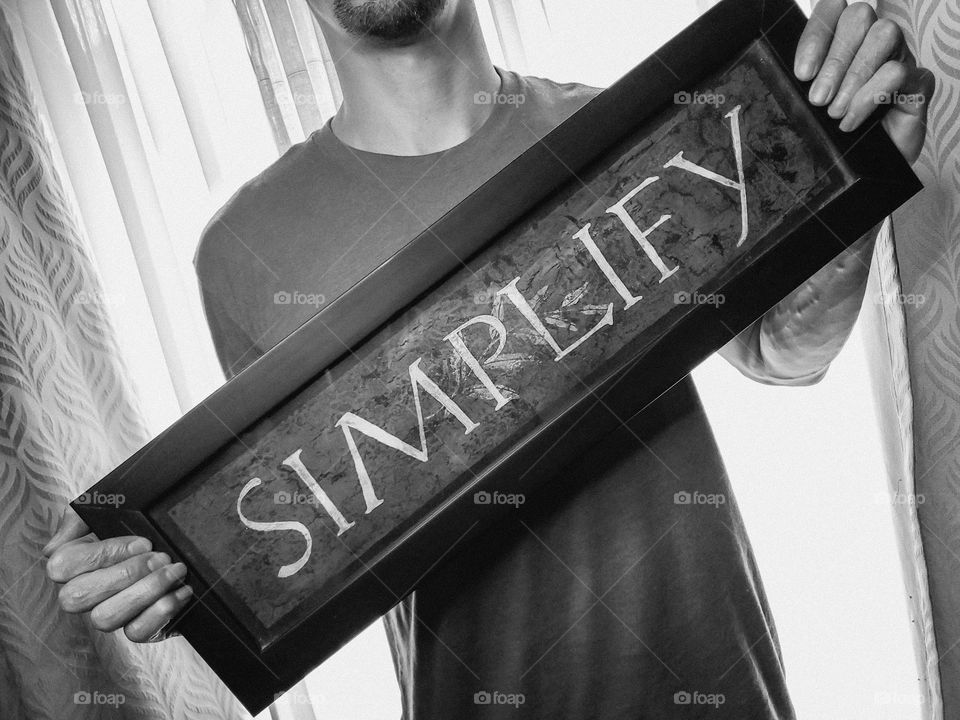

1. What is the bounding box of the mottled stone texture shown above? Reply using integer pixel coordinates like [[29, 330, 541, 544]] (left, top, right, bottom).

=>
[[160, 41, 844, 644]]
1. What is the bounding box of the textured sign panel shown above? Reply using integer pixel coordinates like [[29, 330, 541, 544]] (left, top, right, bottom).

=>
[[155, 40, 845, 645], [74, 0, 923, 709]]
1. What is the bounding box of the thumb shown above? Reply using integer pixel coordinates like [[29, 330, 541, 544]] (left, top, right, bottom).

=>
[[44, 507, 91, 556], [882, 66, 935, 164]]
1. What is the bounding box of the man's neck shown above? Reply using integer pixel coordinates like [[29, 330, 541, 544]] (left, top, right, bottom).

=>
[[323, 2, 501, 156]]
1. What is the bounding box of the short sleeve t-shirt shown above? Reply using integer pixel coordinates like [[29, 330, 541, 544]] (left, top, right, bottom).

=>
[[195, 68, 796, 720]]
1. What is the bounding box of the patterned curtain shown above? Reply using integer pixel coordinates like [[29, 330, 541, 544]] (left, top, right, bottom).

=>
[[0, 7, 246, 720], [865, 1, 960, 718]]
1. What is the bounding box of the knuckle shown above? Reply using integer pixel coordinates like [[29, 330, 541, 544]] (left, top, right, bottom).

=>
[[45, 553, 68, 582], [147, 573, 172, 601], [92, 543, 112, 569], [885, 60, 909, 82], [88, 607, 114, 633], [820, 57, 845, 78], [845, 2, 877, 25], [874, 18, 902, 45], [115, 562, 134, 586], [57, 583, 84, 612], [123, 623, 148, 643], [155, 596, 177, 617], [843, 61, 869, 84], [100, 540, 126, 566], [817, 0, 848, 20]]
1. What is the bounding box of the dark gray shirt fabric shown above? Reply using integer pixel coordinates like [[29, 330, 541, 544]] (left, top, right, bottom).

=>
[[195, 68, 796, 720]]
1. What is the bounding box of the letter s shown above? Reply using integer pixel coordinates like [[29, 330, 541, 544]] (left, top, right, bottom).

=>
[[237, 478, 312, 578]]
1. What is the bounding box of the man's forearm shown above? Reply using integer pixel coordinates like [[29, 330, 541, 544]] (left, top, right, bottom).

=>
[[751, 222, 881, 379]]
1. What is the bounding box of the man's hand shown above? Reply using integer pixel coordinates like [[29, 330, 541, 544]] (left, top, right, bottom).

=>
[[45, 509, 193, 642], [720, 2, 934, 382], [795, 0, 935, 163]]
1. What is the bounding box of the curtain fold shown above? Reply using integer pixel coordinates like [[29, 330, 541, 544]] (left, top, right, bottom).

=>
[[864, 1, 960, 718], [863, 220, 942, 720], [0, 6, 246, 719], [233, 0, 342, 153]]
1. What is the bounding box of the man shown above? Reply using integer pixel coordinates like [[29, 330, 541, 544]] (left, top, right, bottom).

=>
[[46, 0, 932, 717]]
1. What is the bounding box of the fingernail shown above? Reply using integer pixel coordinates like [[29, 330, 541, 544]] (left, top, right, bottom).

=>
[[146, 619, 171, 643], [147, 552, 170, 571], [828, 94, 849, 118], [128, 537, 152, 555], [795, 57, 815, 80], [809, 78, 831, 105], [174, 585, 193, 602], [43, 528, 66, 556], [168, 562, 187, 580]]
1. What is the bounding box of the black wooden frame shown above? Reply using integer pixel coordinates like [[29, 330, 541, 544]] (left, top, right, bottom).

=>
[[73, 0, 921, 712]]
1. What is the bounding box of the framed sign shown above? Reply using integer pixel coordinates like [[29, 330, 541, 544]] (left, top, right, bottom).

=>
[[73, 0, 921, 712]]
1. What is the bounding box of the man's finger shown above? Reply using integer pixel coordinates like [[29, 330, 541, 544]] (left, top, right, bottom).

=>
[[795, 0, 848, 81], [57, 552, 171, 613], [828, 18, 904, 118], [89, 562, 188, 633], [881, 66, 936, 164], [888, 65, 935, 119], [46, 535, 153, 583], [124, 586, 194, 643], [838, 59, 909, 132], [43, 508, 90, 556], [809, 3, 878, 106]]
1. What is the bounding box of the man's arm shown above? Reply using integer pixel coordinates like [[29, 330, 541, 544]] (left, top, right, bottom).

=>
[[719, 226, 878, 385], [719, 1, 933, 385]]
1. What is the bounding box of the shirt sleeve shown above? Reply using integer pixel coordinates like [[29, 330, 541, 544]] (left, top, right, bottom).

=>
[[717, 317, 830, 387], [196, 279, 264, 381], [194, 223, 265, 382]]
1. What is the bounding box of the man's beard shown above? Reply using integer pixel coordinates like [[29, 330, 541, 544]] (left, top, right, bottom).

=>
[[332, 0, 447, 43]]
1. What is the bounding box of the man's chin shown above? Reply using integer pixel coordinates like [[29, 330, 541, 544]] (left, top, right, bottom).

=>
[[333, 0, 447, 44]]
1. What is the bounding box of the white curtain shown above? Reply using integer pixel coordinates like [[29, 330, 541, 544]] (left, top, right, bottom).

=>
[[1, 2, 537, 718], [7, 0, 938, 718], [867, 1, 960, 718], [0, 3, 247, 717], [8, 0, 280, 433]]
